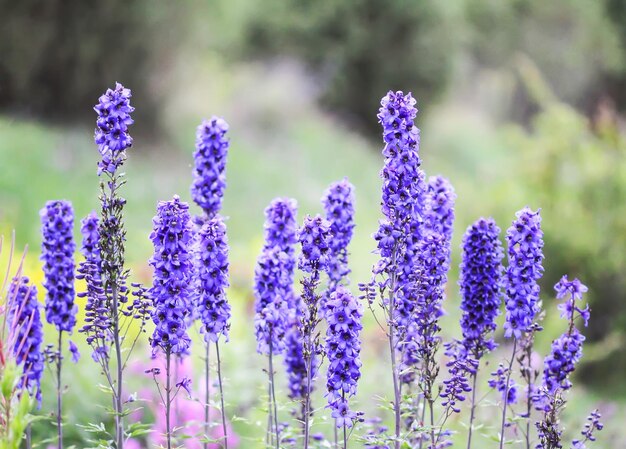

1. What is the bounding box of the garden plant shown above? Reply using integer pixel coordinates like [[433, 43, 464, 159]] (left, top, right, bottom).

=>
[[0, 84, 605, 449]]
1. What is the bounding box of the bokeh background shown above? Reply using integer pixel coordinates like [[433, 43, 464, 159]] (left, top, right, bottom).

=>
[[1, 0, 625, 447]]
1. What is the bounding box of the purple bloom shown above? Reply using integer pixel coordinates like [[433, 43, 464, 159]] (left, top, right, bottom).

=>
[[254, 247, 290, 355], [69, 340, 80, 363], [176, 377, 192, 396], [325, 287, 362, 427], [40, 200, 77, 333], [283, 304, 314, 401], [489, 363, 518, 405], [80, 212, 101, 264], [322, 178, 356, 285], [572, 410, 603, 448], [8, 277, 44, 404], [555, 276, 590, 326], [424, 175, 456, 247], [190, 117, 230, 218], [298, 215, 331, 275], [94, 83, 134, 175], [440, 342, 477, 413], [194, 216, 230, 343], [459, 218, 504, 357], [149, 196, 194, 355], [254, 198, 298, 355], [504, 207, 544, 339]]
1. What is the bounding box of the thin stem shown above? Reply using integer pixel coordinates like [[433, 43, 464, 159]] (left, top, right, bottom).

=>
[[269, 341, 280, 449], [417, 396, 427, 449], [26, 423, 32, 449], [165, 350, 172, 449], [334, 424, 338, 449], [466, 371, 479, 449], [216, 342, 228, 449], [56, 330, 63, 449], [303, 351, 312, 449], [204, 343, 211, 449], [387, 247, 401, 449], [499, 338, 518, 449], [343, 423, 347, 449], [428, 399, 436, 448]]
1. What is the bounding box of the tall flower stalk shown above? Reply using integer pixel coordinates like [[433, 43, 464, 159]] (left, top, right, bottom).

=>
[[149, 196, 194, 449], [500, 207, 544, 449], [458, 218, 504, 449], [40, 200, 77, 449], [254, 198, 298, 448], [362, 91, 426, 449], [535, 277, 591, 449], [298, 215, 331, 449], [195, 217, 231, 449], [190, 116, 230, 449], [89, 82, 152, 448], [325, 286, 362, 449]]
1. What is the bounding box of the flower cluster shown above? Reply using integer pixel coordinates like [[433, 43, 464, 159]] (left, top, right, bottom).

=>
[[195, 216, 231, 342], [94, 83, 134, 175], [254, 198, 298, 355], [190, 117, 230, 218], [459, 218, 504, 357], [424, 175, 456, 245], [441, 342, 476, 414], [80, 211, 101, 264], [149, 196, 194, 354], [572, 410, 603, 449], [540, 277, 589, 396], [283, 317, 311, 401], [325, 287, 362, 428], [504, 207, 544, 339], [322, 178, 356, 285], [8, 277, 44, 404], [40, 200, 77, 332], [298, 215, 331, 275], [489, 363, 518, 405], [254, 247, 290, 354]]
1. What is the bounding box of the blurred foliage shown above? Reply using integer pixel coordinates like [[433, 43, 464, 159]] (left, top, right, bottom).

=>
[[0, 0, 180, 128], [239, 0, 461, 134], [503, 63, 626, 390]]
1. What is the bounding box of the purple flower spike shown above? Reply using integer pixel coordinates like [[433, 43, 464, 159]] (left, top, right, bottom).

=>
[[325, 287, 362, 427], [149, 196, 194, 355], [191, 117, 230, 218], [504, 207, 544, 339], [40, 200, 77, 333], [195, 216, 231, 343], [459, 218, 504, 358], [8, 277, 44, 405], [322, 178, 356, 286], [94, 83, 134, 175]]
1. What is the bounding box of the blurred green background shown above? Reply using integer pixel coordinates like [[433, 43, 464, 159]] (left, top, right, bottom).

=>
[[1, 0, 625, 447]]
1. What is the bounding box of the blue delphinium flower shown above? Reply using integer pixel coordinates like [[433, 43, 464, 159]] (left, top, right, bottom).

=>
[[489, 362, 518, 405], [424, 175, 456, 247], [195, 216, 231, 343], [298, 214, 331, 445], [190, 117, 230, 219], [535, 277, 590, 449], [572, 410, 603, 449], [149, 196, 194, 355], [325, 286, 362, 429], [503, 207, 544, 339], [8, 277, 44, 404], [322, 178, 356, 287], [254, 246, 290, 356], [94, 82, 134, 175], [284, 309, 311, 401], [77, 211, 111, 361], [459, 218, 504, 357], [40, 200, 77, 332], [255, 198, 298, 355]]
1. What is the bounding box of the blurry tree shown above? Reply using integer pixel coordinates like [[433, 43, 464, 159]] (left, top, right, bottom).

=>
[[464, 0, 624, 120], [505, 62, 626, 391], [241, 0, 461, 134], [0, 0, 179, 128]]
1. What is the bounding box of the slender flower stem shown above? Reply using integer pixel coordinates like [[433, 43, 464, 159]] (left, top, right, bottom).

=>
[[387, 249, 401, 449], [466, 371, 479, 449], [216, 342, 228, 449], [334, 424, 338, 449], [428, 398, 436, 448], [343, 422, 348, 449], [165, 350, 172, 449], [204, 343, 211, 449], [499, 338, 518, 449], [268, 338, 280, 449], [111, 282, 125, 449], [26, 424, 32, 449], [56, 330, 63, 449], [303, 347, 312, 449]]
